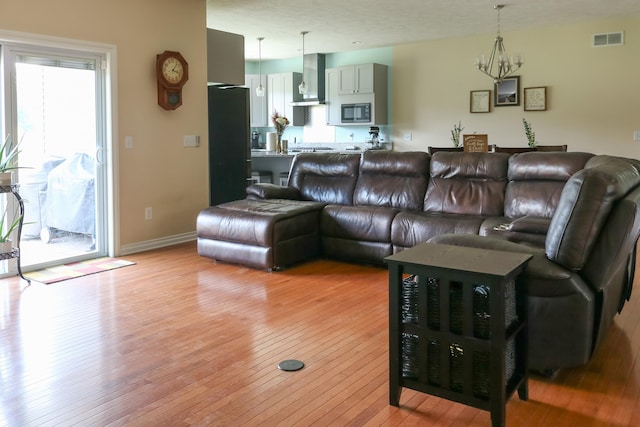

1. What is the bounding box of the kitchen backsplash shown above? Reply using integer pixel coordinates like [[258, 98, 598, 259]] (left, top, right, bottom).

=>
[[252, 104, 390, 147]]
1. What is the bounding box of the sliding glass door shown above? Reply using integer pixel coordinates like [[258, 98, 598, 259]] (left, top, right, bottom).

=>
[[2, 44, 108, 272]]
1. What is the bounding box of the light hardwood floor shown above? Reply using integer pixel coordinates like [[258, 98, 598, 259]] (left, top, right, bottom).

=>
[[2, 241, 640, 426]]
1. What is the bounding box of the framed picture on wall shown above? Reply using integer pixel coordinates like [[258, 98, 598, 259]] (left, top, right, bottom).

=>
[[524, 86, 547, 111], [494, 76, 520, 107], [470, 90, 491, 113]]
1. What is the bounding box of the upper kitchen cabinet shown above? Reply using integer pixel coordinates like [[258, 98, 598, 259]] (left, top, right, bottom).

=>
[[328, 63, 388, 125], [267, 72, 305, 126], [207, 29, 245, 85], [245, 74, 268, 127], [338, 63, 383, 95], [325, 68, 341, 126]]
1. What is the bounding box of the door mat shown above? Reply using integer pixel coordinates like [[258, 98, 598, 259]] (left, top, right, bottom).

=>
[[24, 257, 136, 284]]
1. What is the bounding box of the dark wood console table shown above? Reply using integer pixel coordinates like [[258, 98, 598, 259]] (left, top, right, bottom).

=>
[[385, 243, 531, 427]]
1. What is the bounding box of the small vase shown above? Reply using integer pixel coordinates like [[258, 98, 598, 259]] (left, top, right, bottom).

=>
[[0, 172, 12, 186], [276, 133, 282, 154], [0, 239, 12, 254]]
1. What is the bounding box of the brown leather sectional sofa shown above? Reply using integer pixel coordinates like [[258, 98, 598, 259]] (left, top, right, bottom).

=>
[[197, 150, 640, 371]]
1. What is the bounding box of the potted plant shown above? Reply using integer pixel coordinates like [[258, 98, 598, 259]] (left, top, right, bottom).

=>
[[450, 121, 464, 147], [0, 134, 22, 185], [271, 111, 289, 154], [522, 118, 536, 148], [0, 207, 21, 254]]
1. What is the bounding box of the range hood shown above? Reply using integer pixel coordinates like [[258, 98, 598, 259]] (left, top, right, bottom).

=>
[[291, 53, 326, 106]]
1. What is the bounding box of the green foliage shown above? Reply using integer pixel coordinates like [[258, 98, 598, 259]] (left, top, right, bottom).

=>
[[450, 121, 464, 147], [0, 134, 22, 173], [522, 118, 536, 148], [0, 207, 21, 243]]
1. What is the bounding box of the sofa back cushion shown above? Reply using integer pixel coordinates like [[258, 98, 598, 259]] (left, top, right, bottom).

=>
[[546, 155, 640, 270], [289, 153, 361, 205], [353, 151, 430, 210], [505, 152, 594, 218], [423, 152, 509, 216]]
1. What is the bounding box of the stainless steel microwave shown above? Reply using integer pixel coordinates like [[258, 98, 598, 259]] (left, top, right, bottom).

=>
[[341, 103, 371, 123]]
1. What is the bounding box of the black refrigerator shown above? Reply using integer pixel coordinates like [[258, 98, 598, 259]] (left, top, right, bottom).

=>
[[207, 85, 251, 206]]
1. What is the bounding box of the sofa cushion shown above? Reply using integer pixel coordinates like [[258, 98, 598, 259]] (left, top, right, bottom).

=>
[[353, 150, 429, 211], [391, 211, 483, 248], [428, 234, 580, 296], [479, 217, 548, 247], [197, 199, 325, 246], [546, 156, 640, 270], [288, 153, 361, 205], [321, 205, 398, 242], [504, 152, 594, 218], [423, 152, 509, 216]]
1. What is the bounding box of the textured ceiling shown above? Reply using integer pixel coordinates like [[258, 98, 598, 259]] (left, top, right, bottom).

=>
[[206, 0, 640, 60]]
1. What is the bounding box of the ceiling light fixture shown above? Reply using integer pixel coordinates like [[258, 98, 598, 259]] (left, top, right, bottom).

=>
[[298, 31, 308, 95], [256, 37, 265, 97], [475, 5, 524, 83]]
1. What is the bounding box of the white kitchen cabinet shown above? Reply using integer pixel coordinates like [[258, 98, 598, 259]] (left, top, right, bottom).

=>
[[245, 74, 268, 127], [267, 72, 305, 126], [325, 68, 341, 125], [338, 63, 376, 95], [328, 63, 388, 125]]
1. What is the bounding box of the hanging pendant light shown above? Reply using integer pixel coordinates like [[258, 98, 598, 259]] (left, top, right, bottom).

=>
[[256, 37, 265, 97], [298, 31, 308, 95], [475, 5, 524, 84]]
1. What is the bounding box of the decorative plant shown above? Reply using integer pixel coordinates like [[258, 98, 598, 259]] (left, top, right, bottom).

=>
[[522, 118, 536, 148], [0, 134, 22, 174], [0, 207, 22, 243], [271, 111, 290, 136], [450, 121, 464, 147]]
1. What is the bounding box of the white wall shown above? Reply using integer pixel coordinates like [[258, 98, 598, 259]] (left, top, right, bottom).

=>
[[392, 14, 640, 157]]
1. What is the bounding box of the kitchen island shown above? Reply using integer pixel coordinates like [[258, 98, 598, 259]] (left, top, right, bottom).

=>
[[251, 142, 392, 186]]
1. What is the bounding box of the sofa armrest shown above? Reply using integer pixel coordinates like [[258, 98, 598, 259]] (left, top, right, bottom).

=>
[[507, 216, 551, 234], [246, 183, 301, 200]]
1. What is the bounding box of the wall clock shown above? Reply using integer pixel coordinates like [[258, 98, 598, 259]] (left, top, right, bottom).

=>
[[156, 50, 189, 110]]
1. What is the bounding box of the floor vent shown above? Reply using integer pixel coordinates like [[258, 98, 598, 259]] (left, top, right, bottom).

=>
[[592, 32, 624, 47]]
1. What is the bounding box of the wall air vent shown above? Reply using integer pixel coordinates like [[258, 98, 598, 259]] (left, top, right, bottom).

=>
[[592, 32, 624, 47]]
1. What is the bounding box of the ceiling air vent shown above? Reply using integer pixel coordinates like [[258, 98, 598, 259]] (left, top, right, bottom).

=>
[[592, 32, 624, 47]]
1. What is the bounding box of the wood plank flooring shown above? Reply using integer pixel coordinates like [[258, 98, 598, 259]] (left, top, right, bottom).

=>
[[1, 241, 640, 426]]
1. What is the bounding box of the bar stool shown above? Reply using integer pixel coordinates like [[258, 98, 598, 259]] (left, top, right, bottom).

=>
[[279, 172, 289, 186], [250, 170, 273, 184]]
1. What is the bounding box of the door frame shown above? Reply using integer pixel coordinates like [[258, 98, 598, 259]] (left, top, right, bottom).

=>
[[0, 30, 119, 273]]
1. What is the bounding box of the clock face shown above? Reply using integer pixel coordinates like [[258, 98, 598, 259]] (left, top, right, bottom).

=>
[[162, 56, 185, 85]]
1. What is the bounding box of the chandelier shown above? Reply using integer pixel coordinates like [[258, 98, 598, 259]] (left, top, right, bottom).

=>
[[256, 37, 265, 97], [475, 5, 524, 83]]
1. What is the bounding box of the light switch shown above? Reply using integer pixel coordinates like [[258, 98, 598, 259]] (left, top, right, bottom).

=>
[[124, 135, 133, 149], [183, 135, 200, 147]]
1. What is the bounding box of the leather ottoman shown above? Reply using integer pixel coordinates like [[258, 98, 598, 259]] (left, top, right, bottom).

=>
[[196, 198, 326, 270]]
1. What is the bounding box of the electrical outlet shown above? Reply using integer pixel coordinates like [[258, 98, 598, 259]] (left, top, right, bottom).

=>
[[634, 130, 640, 141], [404, 133, 412, 141], [183, 135, 200, 147], [145, 207, 152, 220]]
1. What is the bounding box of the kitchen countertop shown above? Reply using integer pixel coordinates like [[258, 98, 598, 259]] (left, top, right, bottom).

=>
[[251, 142, 392, 158]]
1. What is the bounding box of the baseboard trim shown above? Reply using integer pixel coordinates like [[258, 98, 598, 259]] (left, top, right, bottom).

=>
[[119, 232, 197, 256]]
